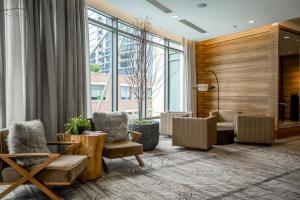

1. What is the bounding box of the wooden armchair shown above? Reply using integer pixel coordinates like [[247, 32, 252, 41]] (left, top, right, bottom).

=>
[[0, 128, 88, 200], [89, 119, 144, 173]]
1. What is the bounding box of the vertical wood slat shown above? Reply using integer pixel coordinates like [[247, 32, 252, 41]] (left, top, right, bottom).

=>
[[195, 25, 279, 129]]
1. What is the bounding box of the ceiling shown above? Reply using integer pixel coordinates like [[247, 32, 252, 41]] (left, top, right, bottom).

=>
[[107, 0, 300, 41]]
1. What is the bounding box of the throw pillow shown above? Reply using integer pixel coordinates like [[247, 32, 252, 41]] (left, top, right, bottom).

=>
[[93, 112, 128, 143], [8, 120, 50, 166]]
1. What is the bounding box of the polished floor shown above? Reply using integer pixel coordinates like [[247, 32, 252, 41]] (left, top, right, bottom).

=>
[[1, 136, 300, 200]]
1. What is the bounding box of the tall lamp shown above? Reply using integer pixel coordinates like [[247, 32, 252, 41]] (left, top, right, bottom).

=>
[[192, 70, 220, 121]]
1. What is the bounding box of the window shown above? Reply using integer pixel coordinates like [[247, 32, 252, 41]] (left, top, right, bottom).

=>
[[88, 9, 112, 26], [169, 50, 184, 111], [88, 22, 112, 113], [146, 44, 165, 118], [91, 85, 106, 100], [118, 35, 139, 118], [88, 8, 184, 118], [120, 86, 132, 100]]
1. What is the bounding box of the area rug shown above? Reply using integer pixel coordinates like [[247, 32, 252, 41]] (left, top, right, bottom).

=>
[[1, 136, 300, 200]]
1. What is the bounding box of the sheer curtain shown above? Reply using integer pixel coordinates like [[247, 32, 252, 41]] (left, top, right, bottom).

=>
[[0, 0, 6, 128], [183, 38, 197, 117], [0, 0, 88, 141]]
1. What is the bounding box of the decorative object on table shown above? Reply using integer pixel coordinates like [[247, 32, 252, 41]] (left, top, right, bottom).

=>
[[62, 131, 106, 180], [159, 112, 192, 136], [64, 116, 92, 135], [235, 115, 274, 144], [92, 112, 144, 173], [128, 119, 159, 150], [193, 70, 220, 120], [0, 123, 87, 200], [172, 116, 217, 149]]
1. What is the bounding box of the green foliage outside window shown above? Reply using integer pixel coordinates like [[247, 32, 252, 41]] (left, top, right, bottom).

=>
[[90, 63, 101, 73]]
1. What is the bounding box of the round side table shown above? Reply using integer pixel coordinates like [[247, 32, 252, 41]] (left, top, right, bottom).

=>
[[65, 131, 106, 180]]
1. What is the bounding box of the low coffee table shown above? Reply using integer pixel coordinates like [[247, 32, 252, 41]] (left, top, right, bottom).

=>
[[216, 126, 234, 145]]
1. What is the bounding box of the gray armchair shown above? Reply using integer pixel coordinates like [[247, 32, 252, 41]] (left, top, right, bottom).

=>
[[172, 116, 217, 149]]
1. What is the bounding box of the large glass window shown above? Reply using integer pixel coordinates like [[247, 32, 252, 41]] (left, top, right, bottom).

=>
[[146, 44, 165, 117], [88, 21, 112, 113], [118, 35, 139, 119], [88, 8, 184, 118], [169, 50, 184, 111]]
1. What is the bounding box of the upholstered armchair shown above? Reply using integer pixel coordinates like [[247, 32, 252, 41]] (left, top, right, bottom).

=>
[[172, 116, 217, 149], [160, 112, 192, 136], [209, 110, 240, 130], [235, 115, 275, 144], [0, 123, 88, 200]]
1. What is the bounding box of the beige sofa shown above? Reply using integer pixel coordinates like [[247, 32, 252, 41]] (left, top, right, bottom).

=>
[[235, 115, 275, 144], [159, 112, 192, 136], [172, 116, 217, 149], [210, 110, 240, 130]]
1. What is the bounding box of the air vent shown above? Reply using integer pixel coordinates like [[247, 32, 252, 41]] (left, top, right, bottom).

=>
[[179, 19, 207, 33], [146, 0, 173, 13]]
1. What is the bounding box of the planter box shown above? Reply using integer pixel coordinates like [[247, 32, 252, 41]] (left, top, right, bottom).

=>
[[128, 121, 159, 151]]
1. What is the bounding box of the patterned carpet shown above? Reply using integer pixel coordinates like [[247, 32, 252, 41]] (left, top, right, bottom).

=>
[[1, 136, 300, 200]]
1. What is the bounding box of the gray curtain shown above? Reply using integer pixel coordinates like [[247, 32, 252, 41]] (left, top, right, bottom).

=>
[[0, 0, 88, 141], [55, 0, 88, 131], [183, 38, 197, 117]]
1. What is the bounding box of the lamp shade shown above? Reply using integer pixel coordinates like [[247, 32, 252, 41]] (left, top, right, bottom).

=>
[[193, 84, 209, 91]]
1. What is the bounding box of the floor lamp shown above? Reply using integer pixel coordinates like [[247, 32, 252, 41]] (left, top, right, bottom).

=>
[[192, 70, 220, 121]]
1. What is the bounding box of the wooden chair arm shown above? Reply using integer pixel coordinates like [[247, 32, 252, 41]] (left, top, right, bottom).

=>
[[0, 153, 60, 158], [128, 131, 142, 142]]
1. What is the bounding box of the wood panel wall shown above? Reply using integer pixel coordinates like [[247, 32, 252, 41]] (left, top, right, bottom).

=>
[[281, 55, 300, 120], [196, 25, 280, 129]]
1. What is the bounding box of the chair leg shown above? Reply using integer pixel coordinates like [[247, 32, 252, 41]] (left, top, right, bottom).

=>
[[0, 155, 60, 200], [135, 154, 144, 167], [102, 157, 110, 173]]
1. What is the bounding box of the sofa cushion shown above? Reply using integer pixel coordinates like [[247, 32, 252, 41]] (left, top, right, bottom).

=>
[[93, 112, 128, 143], [218, 110, 239, 122], [217, 122, 234, 131], [103, 140, 143, 159], [1, 155, 88, 183], [8, 120, 50, 166]]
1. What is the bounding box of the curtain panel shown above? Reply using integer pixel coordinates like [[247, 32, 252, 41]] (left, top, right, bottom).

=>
[[0, 0, 88, 141], [183, 39, 197, 117]]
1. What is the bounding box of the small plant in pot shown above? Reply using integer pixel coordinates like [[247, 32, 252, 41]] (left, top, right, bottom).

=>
[[65, 116, 91, 135]]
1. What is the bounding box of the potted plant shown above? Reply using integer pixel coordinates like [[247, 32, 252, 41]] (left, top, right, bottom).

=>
[[123, 18, 160, 151], [64, 116, 91, 135]]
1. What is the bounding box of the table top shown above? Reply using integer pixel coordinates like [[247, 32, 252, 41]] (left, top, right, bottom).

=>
[[60, 131, 106, 136]]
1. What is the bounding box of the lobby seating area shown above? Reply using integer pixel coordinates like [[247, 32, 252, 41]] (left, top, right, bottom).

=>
[[0, 0, 300, 199]]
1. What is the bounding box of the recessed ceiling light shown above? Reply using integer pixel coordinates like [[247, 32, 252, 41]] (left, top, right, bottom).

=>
[[284, 36, 290, 39], [198, 3, 207, 8], [172, 15, 178, 18], [248, 20, 255, 24]]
